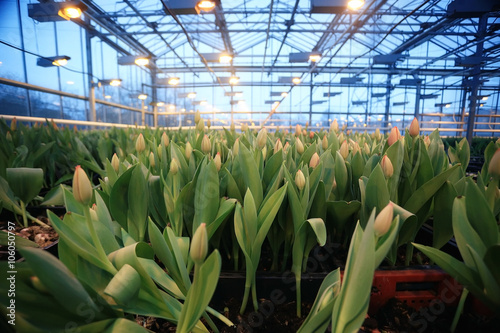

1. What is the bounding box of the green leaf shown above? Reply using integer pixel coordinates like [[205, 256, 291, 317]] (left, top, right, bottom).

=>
[[104, 264, 141, 304], [238, 143, 263, 208], [364, 165, 390, 224], [0, 176, 22, 215], [467, 245, 500, 309], [432, 181, 457, 249], [193, 159, 220, 232], [452, 197, 487, 267], [385, 140, 404, 202], [177, 251, 222, 333], [0, 230, 38, 248], [6, 168, 43, 203], [335, 151, 349, 199], [41, 184, 68, 206], [255, 184, 288, 247], [464, 180, 498, 248], [403, 164, 460, 214], [19, 247, 101, 317]]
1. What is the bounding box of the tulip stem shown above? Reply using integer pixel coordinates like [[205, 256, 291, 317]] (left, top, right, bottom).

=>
[[20, 201, 29, 228], [84, 208, 117, 274], [450, 288, 468, 332]]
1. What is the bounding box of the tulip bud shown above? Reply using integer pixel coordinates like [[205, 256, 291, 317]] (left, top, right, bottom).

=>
[[31, 276, 49, 294], [111, 153, 120, 172], [10, 118, 17, 131], [302, 129, 307, 137], [374, 128, 381, 141], [381, 155, 394, 178], [196, 118, 205, 132], [190, 223, 208, 265], [241, 123, 248, 132], [230, 121, 235, 132], [201, 135, 211, 154], [351, 141, 360, 156], [318, 283, 339, 311], [207, 119, 211, 129], [170, 158, 179, 175], [89, 205, 98, 221], [283, 141, 290, 153], [322, 136, 329, 150], [233, 138, 240, 156], [6, 132, 12, 141], [261, 146, 267, 159], [296, 138, 304, 154], [149, 152, 155, 167], [330, 119, 339, 133], [340, 140, 349, 159], [135, 133, 146, 153], [214, 152, 222, 171], [363, 142, 370, 155], [157, 144, 162, 158], [387, 127, 401, 146], [374, 202, 394, 237], [257, 128, 267, 149], [162, 132, 170, 147], [409, 118, 420, 138], [73, 165, 92, 205], [423, 135, 431, 148], [274, 138, 283, 154], [185, 142, 193, 159], [338, 133, 344, 144], [309, 131, 314, 139], [194, 110, 201, 124], [309, 152, 320, 168], [295, 170, 306, 191], [488, 148, 500, 179], [295, 124, 302, 137]]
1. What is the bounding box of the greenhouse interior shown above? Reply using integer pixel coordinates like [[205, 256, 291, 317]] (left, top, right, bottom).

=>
[[1, 0, 500, 332]]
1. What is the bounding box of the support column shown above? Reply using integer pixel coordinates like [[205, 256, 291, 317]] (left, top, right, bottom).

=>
[[309, 75, 313, 126], [466, 14, 488, 142], [151, 63, 158, 127], [385, 75, 392, 132], [85, 16, 96, 123], [414, 82, 421, 119]]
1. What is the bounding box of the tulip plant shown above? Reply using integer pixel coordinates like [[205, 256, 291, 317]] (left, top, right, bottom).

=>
[[2, 116, 498, 331]]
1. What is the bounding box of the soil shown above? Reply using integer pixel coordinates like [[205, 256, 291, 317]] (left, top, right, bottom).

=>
[[0, 208, 61, 259]]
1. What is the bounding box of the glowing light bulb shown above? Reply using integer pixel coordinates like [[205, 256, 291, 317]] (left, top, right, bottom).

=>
[[109, 79, 121, 86], [59, 7, 82, 19], [348, 0, 364, 10], [197, 1, 216, 11], [134, 57, 149, 66], [138, 94, 148, 100], [187, 92, 197, 99], [281, 92, 288, 97], [219, 54, 233, 63], [292, 77, 301, 84], [52, 58, 68, 66], [168, 77, 180, 85], [309, 54, 321, 62], [229, 76, 239, 85]]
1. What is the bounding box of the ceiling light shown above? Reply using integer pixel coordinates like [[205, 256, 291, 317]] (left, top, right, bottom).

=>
[[37, 55, 71, 67], [109, 79, 121, 86], [238, 100, 245, 105], [200, 100, 208, 105], [229, 76, 239, 85], [292, 77, 301, 84], [138, 94, 148, 100], [135, 57, 149, 66], [281, 92, 288, 97], [348, 0, 365, 10], [156, 102, 165, 107], [309, 53, 321, 62], [219, 53, 233, 63], [104, 95, 111, 99], [196, 1, 216, 12], [187, 92, 197, 99], [58, 6, 82, 20], [168, 104, 176, 110], [118, 55, 151, 66], [167, 77, 180, 85], [481, 96, 488, 101], [66, 81, 74, 85]]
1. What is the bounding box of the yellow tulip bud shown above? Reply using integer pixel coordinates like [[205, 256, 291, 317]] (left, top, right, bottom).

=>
[[409, 118, 420, 138], [322, 135, 329, 150], [207, 119, 211, 129], [283, 141, 290, 153], [190, 223, 208, 264], [374, 128, 381, 141], [10, 118, 17, 131], [261, 146, 267, 159], [364, 142, 370, 155], [214, 152, 222, 171], [111, 153, 120, 172], [149, 151, 155, 167], [233, 138, 240, 156], [374, 202, 394, 237], [135, 133, 146, 153], [196, 118, 205, 132], [488, 148, 500, 179], [157, 144, 162, 158], [170, 158, 179, 175], [296, 138, 304, 154], [230, 121, 235, 132], [73, 165, 92, 205], [185, 142, 193, 159], [274, 138, 283, 154], [340, 140, 349, 159], [257, 128, 267, 149], [241, 123, 248, 132], [201, 135, 211, 154], [330, 119, 339, 133], [162, 132, 170, 147], [295, 170, 306, 191], [194, 110, 201, 124], [309, 152, 320, 168], [381, 155, 394, 178], [6, 132, 12, 141], [295, 124, 302, 137]]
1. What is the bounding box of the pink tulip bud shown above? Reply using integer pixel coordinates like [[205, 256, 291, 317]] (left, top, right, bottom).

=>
[[381, 155, 394, 178], [409, 118, 420, 137], [309, 152, 320, 168], [274, 138, 283, 154], [387, 127, 401, 146]]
